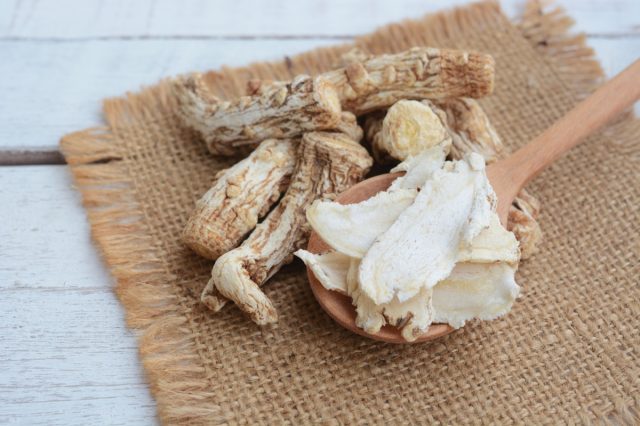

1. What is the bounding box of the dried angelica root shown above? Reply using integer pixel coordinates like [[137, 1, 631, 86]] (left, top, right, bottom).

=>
[[366, 99, 451, 163], [322, 47, 495, 115], [435, 98, 542, 258], [183, 111, 361, 261], [332, 48, 372, 68], [245, 79, 363, 142], [182, 138, 297, 260], [335, 111, 364, 143], [431, 98, 504, 162], [202, 131, 373, 324], [508, 187, 542, 259], [174, 73, 342, 156], [245, 79, 287, 96]]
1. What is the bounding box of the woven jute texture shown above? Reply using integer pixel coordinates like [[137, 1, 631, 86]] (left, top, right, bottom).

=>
[[61, 1, 639, 424]]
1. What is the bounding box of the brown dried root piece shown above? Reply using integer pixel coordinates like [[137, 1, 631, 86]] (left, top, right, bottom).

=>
[[335, 111, 364, 143], [245, 78, 364, 142], [202, 132, 373, 324], [366, 99, 451, 163], [435, 98, 542, 258], [173, 73, 342, 156], [182, 138, 297, 260], [323, 47, 495, 115], [245, 79, 286, 96], [183, 113, 361, 262], [430, 98, 504, 162], [332, 48, 372, 68], [508, 188, 542, 259]]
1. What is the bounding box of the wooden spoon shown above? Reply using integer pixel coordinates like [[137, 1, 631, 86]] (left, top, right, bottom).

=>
[[307, 60, 640, 343]]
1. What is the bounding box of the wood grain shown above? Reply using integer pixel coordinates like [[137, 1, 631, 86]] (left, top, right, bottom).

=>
[[0, 166, 156, 425], [0, 0, 637, 38]]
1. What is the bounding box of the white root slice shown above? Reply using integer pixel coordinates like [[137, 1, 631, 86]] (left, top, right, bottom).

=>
[[388, 143, 450, 191], [202, 131, 372, 324], [436, 97, 542, 259], [182, 138, 297, 260], [359, 154, 495, 304], [294, 249, 431, 341], [432, 262, 520, 329], [306, 188, 417, 258], [458, 214, 520, 264], [307, 153, 514, 266], [381, 287, 434, 342], [346, 258, 386, 335], [370, 100, 451, 163], [297, 243, 519, 340], [294, 250, 350, 295], [305, 143, 449, 259]]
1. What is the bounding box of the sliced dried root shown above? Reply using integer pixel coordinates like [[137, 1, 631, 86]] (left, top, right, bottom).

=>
[[306, 188, 418, 258], [435, 98, 542, 258], [306, 143, 450, 259], [358, 154, 495, 305], [201, 131, 372, 324], [297, 240, 518, 342], [173, 73, 342, 156], [182, 138, 297, 260], [432, 262, 519, 329], [364, 97, 542, 258], [323, 47, 495, 114], [347, 257, 434, 342]]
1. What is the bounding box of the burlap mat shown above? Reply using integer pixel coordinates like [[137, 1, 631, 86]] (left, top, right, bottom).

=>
[[60, 1, 639, 424]]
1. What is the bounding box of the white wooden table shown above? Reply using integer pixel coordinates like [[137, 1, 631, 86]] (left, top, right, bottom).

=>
[[0, 1, 637, 424]]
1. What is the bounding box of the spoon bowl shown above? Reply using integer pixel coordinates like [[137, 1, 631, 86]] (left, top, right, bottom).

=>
[[308, 59, 640, 343], [306, 173, 454, 343]]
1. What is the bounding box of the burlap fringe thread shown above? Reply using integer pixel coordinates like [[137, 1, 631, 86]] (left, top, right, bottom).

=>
[[60, 1, 638, 424]]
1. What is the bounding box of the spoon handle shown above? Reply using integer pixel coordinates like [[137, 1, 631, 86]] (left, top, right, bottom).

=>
[[498, 59, 640, 192]]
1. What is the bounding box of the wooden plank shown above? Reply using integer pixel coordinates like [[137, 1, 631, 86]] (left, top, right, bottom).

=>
[[0, 38, 332, 154], [0, 166, 113, 287], [0, 289, 157, 426], [0, 36, 636, 158], [0, 0, 637, 38], [0, 165, 156, 425]]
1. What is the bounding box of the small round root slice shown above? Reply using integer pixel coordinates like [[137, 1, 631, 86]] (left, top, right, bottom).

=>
[[372, 100, 450, 163]]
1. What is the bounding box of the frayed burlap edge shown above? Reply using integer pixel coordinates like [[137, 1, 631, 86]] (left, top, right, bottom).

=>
[[60, 1, 639, 424]]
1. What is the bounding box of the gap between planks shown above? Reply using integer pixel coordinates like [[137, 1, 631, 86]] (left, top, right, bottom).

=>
[[0, 149, 65, 165]]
